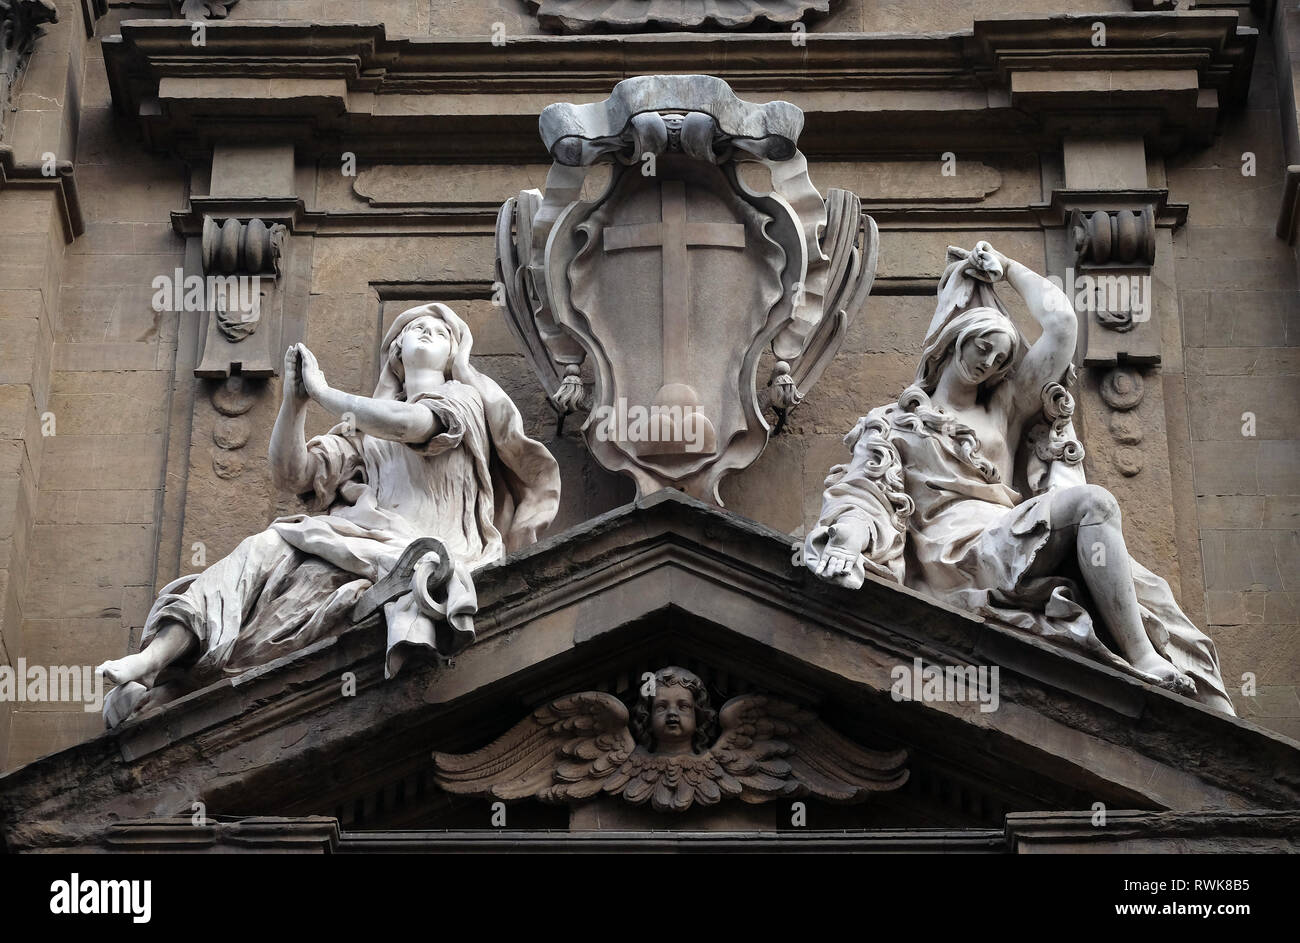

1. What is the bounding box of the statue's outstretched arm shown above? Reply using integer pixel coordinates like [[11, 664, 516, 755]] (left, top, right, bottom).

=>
[[801, 412, 912, 589], [296, 345, 441, 445]]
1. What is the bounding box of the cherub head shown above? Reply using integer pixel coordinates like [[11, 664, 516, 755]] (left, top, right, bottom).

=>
[[916, 306, 1020, 398], [631, 666, 717, 755]]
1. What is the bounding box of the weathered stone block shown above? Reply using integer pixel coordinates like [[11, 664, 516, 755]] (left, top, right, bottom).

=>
[[29, 523, 158, 587]]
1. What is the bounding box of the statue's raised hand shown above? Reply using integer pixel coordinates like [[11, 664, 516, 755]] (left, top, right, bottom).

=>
[[282, 344, 310, 409], [946, 240, 1010, 283], [969, 240, 1010, 282], [296, 345, 329, 401]]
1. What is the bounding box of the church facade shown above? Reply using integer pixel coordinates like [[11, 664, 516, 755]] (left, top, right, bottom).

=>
[[0, 0, 1298, 851]]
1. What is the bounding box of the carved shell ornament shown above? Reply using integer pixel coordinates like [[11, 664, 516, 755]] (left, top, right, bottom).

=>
[[433, 667, 908, 812], [527, 0, 833, 32], [179, 0, 238, 18]]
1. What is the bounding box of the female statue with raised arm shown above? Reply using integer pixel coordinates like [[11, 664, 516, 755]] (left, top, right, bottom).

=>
[[98, 303, 561, 726], [800, 243, 1233, 713]]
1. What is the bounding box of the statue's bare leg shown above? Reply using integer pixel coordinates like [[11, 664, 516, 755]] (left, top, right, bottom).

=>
[[97, 621, 197, 689], [1030, 485, 1195, 694]]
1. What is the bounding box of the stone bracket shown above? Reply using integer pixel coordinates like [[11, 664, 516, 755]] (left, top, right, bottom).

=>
[[1035, 188, 1187, 366], [0, 144, 84, 241], [168, 0, 240, 20], [172, 197, 313, 379], [191, 215, 289, 378]]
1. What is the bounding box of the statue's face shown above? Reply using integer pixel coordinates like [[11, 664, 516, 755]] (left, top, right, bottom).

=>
[[650, 683, 696, 753], [400, 315, 453, 377], [955, 331, 1012, 387]]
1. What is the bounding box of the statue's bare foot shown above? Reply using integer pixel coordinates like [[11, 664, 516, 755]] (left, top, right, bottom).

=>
[[102, 681, 148, 729], [97, 652, 161, 689], [1130, 652, 1197, 698]]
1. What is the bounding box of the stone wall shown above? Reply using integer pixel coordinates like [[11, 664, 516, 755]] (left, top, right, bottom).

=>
[[1167, 3, 1300, 739], [0, 0, 1296, 769], [2, 1, 188, 767]]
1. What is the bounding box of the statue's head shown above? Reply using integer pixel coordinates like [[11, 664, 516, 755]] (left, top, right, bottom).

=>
[[631, 666, 717, 755], [387, 313, 457, 385], [916, 305, 1020, 397], [375, 303, 474, 401]]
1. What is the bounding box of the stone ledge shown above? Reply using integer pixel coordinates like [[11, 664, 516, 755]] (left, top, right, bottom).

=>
[[0, 146, 85, 242], [1, 491, 1298, 851], [101, 14, 1256, 161]]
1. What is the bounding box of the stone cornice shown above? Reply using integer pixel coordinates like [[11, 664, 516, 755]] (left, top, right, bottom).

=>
[[101, 13, 1256, 162], [1, 491, 1297, 851], [0, 145, 85, 241]]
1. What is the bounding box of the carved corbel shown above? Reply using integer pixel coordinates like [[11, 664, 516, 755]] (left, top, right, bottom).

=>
[[1069, 204, 1156, 359], [0, 0, 57, 138], [1038, 189, 1186, 366], [194, 216, 289, 378]]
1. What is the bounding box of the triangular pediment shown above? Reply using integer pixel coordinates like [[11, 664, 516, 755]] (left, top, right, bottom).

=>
[[2, 491, 1298, 850]]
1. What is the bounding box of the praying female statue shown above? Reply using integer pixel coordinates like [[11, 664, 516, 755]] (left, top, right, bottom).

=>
[[98, 302, 561, 726], [801, 243, 1233, 714]]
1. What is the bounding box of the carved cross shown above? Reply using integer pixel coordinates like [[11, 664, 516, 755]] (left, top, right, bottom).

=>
[[602, 180, 745, 383]]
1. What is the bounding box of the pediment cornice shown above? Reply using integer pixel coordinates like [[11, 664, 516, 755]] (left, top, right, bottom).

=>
[[101, 13, 1255, 161], [1, 491, 1297, 851]]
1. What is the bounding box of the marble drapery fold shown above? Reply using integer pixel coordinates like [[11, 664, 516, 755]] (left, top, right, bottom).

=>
[[139, 304, 561, 684], [802, 249, 1233, 714]]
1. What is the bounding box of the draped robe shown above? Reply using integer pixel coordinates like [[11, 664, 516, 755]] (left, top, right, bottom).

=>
[[141, 380, 544, 681], [805, 390, 1234, 715]]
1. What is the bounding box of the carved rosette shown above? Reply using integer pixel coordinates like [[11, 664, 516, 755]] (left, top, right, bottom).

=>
[[527, 0, 833, 33], [495, 75, 878, 504], [1098, 366, 1146, 477], [209, 375, 254, 480]]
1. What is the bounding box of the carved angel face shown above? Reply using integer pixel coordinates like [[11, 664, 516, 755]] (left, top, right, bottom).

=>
[[650, 683, 697, 755]]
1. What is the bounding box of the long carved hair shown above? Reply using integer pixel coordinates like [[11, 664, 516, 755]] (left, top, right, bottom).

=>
[[914, 305, 1021, 399], [895, 304, 1024, 484], [631, 666, 718, 754]]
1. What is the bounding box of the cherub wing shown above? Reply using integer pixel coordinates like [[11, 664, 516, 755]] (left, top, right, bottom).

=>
[[432, 691, 636, 802], [789, 190, 879, 396], [709, 694, 909, 804]]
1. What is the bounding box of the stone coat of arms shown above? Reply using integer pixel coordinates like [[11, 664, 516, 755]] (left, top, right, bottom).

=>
[[496, 74, 878, 503]]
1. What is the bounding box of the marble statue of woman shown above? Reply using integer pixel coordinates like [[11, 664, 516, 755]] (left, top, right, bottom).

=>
[[799, 242, 1233, 714], [97, 302, 561, 726]]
